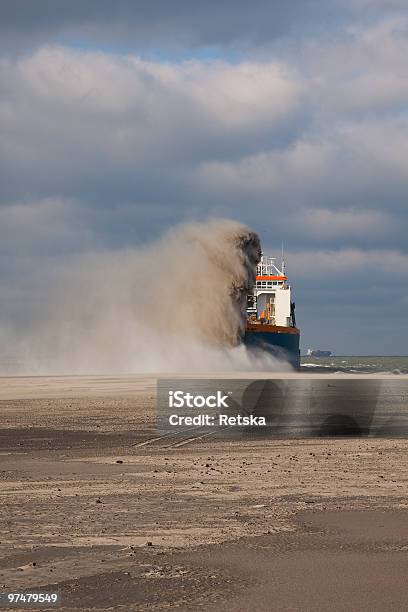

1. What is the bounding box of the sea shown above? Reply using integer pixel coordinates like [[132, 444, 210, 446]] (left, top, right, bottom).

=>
[[301, 355, 408, 374], [0, 356, 407, 376]]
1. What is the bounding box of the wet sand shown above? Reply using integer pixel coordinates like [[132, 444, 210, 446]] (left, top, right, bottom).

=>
[[0, 375, 407, 610]]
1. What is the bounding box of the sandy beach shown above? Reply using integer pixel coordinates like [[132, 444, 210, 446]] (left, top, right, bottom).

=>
[[0, 375, 407, 610]]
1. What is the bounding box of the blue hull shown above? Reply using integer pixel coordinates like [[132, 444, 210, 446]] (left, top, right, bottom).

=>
[[244, 330, 300, 369]]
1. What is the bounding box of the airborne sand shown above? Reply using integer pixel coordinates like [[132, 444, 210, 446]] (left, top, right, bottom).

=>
[[2, 219, 291, 376], [0, 374, 407, 611]]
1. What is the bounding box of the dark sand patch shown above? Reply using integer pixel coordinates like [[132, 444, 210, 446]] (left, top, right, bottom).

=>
[[0, 427, 151, 453], [3, 510, 408, 611]]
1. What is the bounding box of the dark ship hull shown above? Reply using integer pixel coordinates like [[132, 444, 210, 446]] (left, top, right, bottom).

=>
[[244, 323, 300, 369]]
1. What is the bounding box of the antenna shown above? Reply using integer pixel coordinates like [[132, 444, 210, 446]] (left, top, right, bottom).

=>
[[281, 242, 285, 275]]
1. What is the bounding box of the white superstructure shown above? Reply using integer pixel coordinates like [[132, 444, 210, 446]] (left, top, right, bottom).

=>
[[247, 255, 294, 328]]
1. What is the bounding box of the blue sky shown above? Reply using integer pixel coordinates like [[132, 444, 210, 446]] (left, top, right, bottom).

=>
[[0, 0, 407, 355]]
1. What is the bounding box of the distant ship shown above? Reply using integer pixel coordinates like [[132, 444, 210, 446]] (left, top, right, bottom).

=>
[[244, 254, 300, 369], [307, 349, 332, 358]]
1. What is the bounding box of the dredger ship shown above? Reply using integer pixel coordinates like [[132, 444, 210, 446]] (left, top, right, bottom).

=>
[[244, 254, 300, 369]]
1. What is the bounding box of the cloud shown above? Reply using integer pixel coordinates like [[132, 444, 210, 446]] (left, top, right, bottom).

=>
[[190, 118, 408, 220], [288, 248, 408, 278], [282, 209, 396, 242], [0, 1, 367, 56], [285, 247, 408, 354], [0, 6, 407, 355], [1, 0, 406, 58], [0, 47, 305, 205], [297, 17, 408, 117]]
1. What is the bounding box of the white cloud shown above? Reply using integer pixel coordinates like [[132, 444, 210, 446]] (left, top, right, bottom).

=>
[[1, 46, 303, 143], [288, 248, 408, 278], [0, 46, 306, 207], [285, 208, 395, 240], [0, 198, 96, 255], [301, 17, 408, 115]]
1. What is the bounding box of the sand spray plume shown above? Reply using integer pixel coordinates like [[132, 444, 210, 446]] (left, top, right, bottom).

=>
[[160, 219, 262, 346], [9, 219, 291, 374]]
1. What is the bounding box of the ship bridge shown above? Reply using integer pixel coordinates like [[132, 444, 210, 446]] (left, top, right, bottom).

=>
[[255, 255, 288, 291]]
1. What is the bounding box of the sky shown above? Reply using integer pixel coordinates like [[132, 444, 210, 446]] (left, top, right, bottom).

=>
[[0, 0, 407, 355]]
